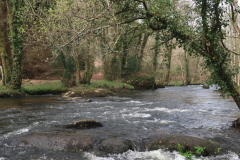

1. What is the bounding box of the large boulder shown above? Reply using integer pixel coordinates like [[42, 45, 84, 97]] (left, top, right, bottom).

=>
[[64, 119, 103, 129], [144, 135, 220, 157], [12, 131, 134, 154]]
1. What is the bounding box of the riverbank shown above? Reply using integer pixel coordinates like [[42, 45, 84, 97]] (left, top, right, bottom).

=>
[[0, 79, 205, 98], [165, 81, 203, 86], [0, 80, 135, 98]]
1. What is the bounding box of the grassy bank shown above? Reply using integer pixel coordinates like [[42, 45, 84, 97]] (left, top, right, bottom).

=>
[[0, 80, 134, 97], [91, 80, 134, 90], [166, 81, 203, 86], [22, 80, 67, 95]]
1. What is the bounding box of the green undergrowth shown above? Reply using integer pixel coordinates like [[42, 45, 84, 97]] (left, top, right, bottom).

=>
[[91, 80, 134, 90], [22, 81, 67, 95], [0, 85, 25, 97], [166, 81, 204, 86], [167, 81, 183, 86], [0, 80, 134, 97]]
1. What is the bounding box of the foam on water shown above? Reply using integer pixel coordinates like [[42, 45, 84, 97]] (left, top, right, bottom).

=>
[[122, 113, 152, 118], [146, 107, 191, 113], [146, 118, 176, 124], [1, 122, 39, 140], [125, 101, 142, 104], [83, 150, 240, 160]]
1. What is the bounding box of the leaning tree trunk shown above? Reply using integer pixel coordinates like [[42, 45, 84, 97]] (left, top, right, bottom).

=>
[[216, 63, 240, 109]]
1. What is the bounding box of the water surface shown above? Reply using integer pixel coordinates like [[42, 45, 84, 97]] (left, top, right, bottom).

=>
[[0, 85, 240, 159]]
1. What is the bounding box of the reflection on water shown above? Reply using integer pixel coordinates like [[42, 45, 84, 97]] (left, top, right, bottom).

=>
[[0, 85, 240, 159]]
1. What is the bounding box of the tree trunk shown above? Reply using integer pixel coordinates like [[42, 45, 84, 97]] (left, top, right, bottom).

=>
[[0, 65, 3, 85], [60, 51, 72, 87], [153, 32, 160, 79], [121, 36, 128, 78], [0, 27, 7, 86], [138, 33, 149, 71], [179, 54, 185, 85], [193, 57, 200, 82], [100, 29, 109, 80], [165, 41, 172, 85], [75, 58, 82, 84], [184, 50, 190, 85], [10, 0, 24, 89], [82, 55, 94, 85], [105, 54, 116, 81]]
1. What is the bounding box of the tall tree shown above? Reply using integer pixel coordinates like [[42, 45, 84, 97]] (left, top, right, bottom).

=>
[[165, 40, 173, 85], [153, 31, 160, 79], [9, 0, 25, 89]]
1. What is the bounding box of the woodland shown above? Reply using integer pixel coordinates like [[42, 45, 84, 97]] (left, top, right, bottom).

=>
[[1, 0, 240, 108]]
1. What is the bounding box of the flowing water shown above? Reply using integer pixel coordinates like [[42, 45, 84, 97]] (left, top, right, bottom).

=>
[[0, 85, 240, 160]]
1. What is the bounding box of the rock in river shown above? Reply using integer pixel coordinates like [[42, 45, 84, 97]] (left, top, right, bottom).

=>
[[232, 118, 240, 128], [203, 85, 209, 89], [64, 119, 103, 129]]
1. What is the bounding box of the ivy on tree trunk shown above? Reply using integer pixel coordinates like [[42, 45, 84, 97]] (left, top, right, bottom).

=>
[[10, 0, 24, 90]]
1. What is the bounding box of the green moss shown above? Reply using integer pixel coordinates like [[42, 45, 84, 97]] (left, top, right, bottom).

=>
[[167, 81, 183, 86], [0, 85, 25, 97], [0, 79, 134, 97], [91, 80, 134, 90], [22, 81, 67, 95]]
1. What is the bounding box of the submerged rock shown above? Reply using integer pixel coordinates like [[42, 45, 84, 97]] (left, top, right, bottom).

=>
[[64, 119, 103, 129], [12, 132, 228, 156], [99, 138, 134, 154], [12, 131, 134, 154], [203, 85, 209, 89]]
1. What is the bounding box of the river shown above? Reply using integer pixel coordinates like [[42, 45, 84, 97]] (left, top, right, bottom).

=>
[[0, 85, 240, 160]]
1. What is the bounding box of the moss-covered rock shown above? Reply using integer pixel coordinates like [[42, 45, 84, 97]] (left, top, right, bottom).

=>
[[203, 85, 210, 89], [145, 135, 220, 157]]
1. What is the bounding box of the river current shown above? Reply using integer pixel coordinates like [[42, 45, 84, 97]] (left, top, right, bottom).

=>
[[0, 85, 240, 160]]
